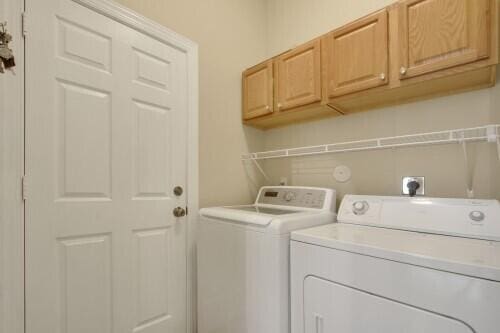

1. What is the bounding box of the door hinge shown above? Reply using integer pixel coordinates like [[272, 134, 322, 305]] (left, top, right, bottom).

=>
[[185, 206, 188, 216], [22, 175, 28, 201], [21, 12, 27, 37]]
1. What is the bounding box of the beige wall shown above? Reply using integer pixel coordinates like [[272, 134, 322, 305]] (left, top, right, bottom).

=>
[[264, 0, 500, 202], [116, 0, 499, 207], [492, 73, 500, 199], [267, 0, 393, 56], [115, 0, 268, 207]]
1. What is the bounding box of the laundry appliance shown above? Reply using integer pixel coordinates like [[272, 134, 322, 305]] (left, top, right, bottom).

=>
[[291, 195, 500, 333], [198, 186, 336, 333]]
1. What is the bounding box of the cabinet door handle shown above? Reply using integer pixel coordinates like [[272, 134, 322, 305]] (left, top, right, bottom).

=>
[[277, 103, 282, 110], [265, 105, 270, 111], [400, 67, 407, 75], [380, 73, 386, 81]]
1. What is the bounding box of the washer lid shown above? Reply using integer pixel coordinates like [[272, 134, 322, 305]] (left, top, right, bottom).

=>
[[225, 205, 299, 215], [199, 205, 302, 226], [292, 223, 500, 281]]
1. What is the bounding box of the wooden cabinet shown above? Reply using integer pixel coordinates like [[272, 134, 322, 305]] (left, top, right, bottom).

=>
[[242, 60, 273, 120], [398, 0, 491, 79], [324, 10, 389, 97], [276, 39, 322, 111], [243, 0, 498, 129]]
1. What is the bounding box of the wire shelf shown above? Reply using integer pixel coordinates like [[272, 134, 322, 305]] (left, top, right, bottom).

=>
[[242, 124, 500, 161]]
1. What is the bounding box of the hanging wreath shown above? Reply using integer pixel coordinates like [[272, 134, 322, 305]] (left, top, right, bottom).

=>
[[0, 22, 16, 74]]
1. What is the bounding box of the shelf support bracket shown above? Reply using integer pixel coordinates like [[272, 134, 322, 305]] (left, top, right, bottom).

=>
[[497, 135, 500, 162], [486, 125, 500, 162], [496, 127, 500, 162], [460, 135, 474, 199], [250, 158, 271, 183]]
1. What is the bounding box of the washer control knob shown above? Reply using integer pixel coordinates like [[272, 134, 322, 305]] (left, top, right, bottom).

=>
[[469, 211, 485, 222], [352, 201, 369, 215], [284, 191, 296, 202]]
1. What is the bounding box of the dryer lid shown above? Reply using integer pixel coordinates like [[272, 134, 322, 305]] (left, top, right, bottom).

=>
[[292, 223, 500, 281]]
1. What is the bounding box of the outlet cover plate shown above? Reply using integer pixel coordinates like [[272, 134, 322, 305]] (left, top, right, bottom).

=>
[[402, 176, 425, 196]]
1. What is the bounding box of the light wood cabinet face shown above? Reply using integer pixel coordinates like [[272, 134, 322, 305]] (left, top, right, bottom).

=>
[[242, 0, 498, 129], [399, 0, 491, 79], [276, 39, 322, 111], [243, 61, 273, 120], [326, 10, 389, 97]]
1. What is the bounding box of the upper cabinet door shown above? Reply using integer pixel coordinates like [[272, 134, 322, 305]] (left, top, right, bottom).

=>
[[243, 60, 273, 120], [326, 10, 389, 98], [276, 39, 322, 111], [398, 0, 491, 79]]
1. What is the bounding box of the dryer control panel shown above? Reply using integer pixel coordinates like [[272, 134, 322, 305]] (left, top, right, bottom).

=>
[[338, 195, 500, 242], [256, 186, 336, 212]]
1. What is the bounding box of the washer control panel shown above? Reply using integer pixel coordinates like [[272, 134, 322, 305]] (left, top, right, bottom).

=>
[[256, 186, 336, 211], [338, 195, 500, 242]]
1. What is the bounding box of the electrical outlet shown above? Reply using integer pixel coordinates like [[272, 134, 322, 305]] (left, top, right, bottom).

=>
[[402, 176, 425, 196]]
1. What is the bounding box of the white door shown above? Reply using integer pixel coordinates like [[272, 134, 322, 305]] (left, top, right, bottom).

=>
[[25, 0, 189, 332]]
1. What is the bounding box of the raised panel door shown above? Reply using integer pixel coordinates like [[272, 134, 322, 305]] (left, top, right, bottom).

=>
[[326, 10, 389, 97], [243, 60, 273, 120], [398, 0, 491, 79], [276, 40, 322, 111], [25, 1, 188, 332]]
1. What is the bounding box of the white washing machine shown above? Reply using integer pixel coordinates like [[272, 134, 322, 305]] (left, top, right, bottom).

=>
[[291, 195, 500, 333], [198, 186, 336, 333]]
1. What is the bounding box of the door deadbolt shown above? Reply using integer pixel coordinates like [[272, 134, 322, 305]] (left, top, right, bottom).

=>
[[173, 207, 186, 217], [173, 186, 183, 196]]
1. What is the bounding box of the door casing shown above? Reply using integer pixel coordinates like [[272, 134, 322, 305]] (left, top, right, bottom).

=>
[[0, 1, 199, 332], [0, 1, 24, 333]]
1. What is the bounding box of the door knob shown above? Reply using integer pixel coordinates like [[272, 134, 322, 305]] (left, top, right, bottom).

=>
[[173, 207, 186, 217]]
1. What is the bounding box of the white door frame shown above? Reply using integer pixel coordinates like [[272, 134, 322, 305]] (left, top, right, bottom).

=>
[[0, 0, 199, 332], [0, 0, 25, 333]]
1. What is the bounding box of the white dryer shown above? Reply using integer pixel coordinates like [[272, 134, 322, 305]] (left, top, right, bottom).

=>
[[291, 195, 500, 333], [198, 186, 336, 333]]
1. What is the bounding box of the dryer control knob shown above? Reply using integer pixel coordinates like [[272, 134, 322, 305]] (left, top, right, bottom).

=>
[[352, 201, 369, 215], [469, 211, 485, 222]]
